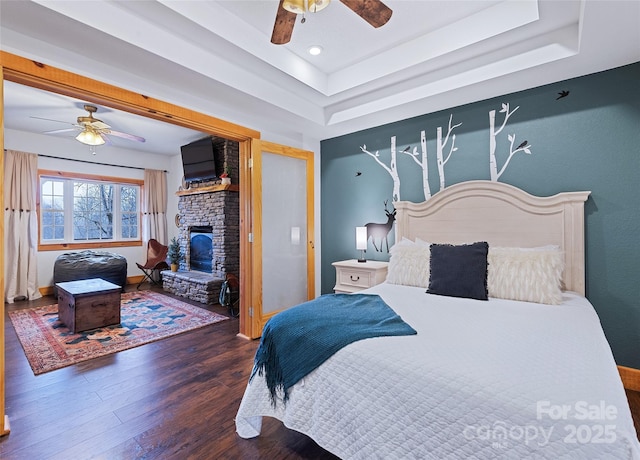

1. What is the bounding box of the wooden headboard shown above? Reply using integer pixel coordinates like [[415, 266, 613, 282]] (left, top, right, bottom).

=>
[[394, 181, 591, 295]]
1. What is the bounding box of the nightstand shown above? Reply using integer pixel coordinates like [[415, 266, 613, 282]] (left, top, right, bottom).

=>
[[332, 259, 389, 293]]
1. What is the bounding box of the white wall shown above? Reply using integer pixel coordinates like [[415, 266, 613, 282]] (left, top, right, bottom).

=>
[[4, 128, 182, 290]]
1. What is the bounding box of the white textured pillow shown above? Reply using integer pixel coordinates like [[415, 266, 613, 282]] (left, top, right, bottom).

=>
[[488, 246, 564, 305], [386, 240, 431, 287]]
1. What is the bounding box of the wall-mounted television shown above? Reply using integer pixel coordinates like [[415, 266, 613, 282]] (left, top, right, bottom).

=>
[[180, 137, 218, 182]]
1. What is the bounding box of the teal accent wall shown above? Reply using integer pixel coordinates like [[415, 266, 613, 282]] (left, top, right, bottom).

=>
[[320, 62, 640, 368]]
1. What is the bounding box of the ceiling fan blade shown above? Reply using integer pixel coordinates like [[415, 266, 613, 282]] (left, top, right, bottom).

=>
[[107, 129, 146, 143], [271, 0, 297, 45], [44, 128, 79, 135], [340, 0, 392, 28], [30, 116, 74, 125], [100, 133, 112, 146]]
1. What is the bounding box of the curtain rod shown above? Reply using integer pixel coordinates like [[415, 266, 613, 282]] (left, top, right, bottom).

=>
[[2, 150, 168, 172]]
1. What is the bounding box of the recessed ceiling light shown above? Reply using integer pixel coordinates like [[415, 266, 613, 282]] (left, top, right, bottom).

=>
[[308, 46, 323, 56]]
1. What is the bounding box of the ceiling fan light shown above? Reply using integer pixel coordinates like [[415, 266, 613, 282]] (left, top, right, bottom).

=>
[[283, 0, 305, 14], [283, 0, 330, 14], [76, 129, 105, 146], [308, 0, 330, 13]]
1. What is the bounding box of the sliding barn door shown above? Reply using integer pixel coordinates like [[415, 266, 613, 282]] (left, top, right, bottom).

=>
[[248, 140, 314, 338]]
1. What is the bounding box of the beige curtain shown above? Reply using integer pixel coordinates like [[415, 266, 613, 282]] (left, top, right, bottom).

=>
[[142, 169, 168, 245], [4, 150, 42, 303]]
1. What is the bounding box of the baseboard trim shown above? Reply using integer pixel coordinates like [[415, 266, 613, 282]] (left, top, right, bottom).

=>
[[618, 366, 640, 392], [0, 415, 10, 437], [39, 275, 146, 297], [39, 286, 54, 297], [128, 275, 145, 285]]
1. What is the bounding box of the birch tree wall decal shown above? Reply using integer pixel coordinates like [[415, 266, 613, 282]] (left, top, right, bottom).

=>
[[401, 114, 461, 201], [402, 130, 431, 200], [360, 136, 401, 201], [361, 103, 530, 205], [489, 102, 533, 181], [436, 114, 462, 191]]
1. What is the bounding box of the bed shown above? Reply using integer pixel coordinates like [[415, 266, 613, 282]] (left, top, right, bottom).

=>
[[235, 180, 640, 459]]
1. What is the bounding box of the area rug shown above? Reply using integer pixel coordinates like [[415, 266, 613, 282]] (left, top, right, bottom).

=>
[[9, 291, 228, 375]]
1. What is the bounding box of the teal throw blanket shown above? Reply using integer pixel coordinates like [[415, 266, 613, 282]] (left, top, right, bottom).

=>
[[250, 293, 417, 406]]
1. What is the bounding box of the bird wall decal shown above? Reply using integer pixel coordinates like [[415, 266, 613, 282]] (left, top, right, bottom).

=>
[[556, 90, 570, 100]]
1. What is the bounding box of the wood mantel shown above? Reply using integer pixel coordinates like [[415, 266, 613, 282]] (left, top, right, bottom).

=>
[[175, 184, 239, 196]]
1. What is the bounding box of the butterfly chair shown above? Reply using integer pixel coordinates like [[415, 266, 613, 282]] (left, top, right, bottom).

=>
[[136, 239, 170, 289]]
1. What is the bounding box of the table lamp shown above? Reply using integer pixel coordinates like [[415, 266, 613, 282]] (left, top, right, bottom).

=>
[[356, 227, 367, 263]]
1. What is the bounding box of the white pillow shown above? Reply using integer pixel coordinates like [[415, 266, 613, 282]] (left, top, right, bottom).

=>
[[386, 240, 431, 288], [487, 246, 564, 305], [415, 237, 431, 247]]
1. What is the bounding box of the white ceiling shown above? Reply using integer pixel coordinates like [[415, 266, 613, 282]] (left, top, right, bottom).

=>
[[1, 0, 639, 155]]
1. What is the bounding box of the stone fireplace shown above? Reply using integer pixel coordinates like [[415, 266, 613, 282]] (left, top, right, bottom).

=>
[[162, 137, 239, 304]]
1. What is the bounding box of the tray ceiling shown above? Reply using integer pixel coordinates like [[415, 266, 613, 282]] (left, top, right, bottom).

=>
[[1, 0, 639, 153]]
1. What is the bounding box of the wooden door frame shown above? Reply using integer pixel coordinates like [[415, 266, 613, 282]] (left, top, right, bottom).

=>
[[249, 140, 315, 338], [0, 63, 6, 436], [0, 51, 260, 435]]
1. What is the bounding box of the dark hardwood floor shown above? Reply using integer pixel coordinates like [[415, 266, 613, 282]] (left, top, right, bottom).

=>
[[0, 285, 338, 460], [3, 285, 640, 459]]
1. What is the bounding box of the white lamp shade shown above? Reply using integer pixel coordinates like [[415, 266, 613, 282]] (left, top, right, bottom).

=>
[[283, 0, 330, 14], [76, 129, 105, 146], [356, 227, 368, 250], [308, 0, 330, 13], [283, 0, 305, 13]]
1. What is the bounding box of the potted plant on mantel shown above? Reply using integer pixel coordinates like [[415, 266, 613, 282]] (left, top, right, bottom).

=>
[[220, 162, 232, 185], [168, 237, 181, 272]]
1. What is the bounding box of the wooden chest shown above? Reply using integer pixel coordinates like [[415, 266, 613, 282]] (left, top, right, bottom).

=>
[[56, 278, 122, 333]]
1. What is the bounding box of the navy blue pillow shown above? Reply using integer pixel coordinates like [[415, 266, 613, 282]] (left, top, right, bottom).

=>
[[427, 242, 489, 300]]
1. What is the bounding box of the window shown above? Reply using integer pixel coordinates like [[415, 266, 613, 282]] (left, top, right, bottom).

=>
[[39, 171, 142, 250]]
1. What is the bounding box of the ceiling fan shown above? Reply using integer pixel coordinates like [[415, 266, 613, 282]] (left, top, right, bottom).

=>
[[34, 104, 146, 146], [271, 0, 393, 45]]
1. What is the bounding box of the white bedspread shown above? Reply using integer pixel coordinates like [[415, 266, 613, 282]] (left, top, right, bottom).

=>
[[236, 283, 640, 459]]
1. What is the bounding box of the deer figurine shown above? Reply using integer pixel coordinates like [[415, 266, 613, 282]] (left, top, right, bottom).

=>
[[365, 200, 396, 252]]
